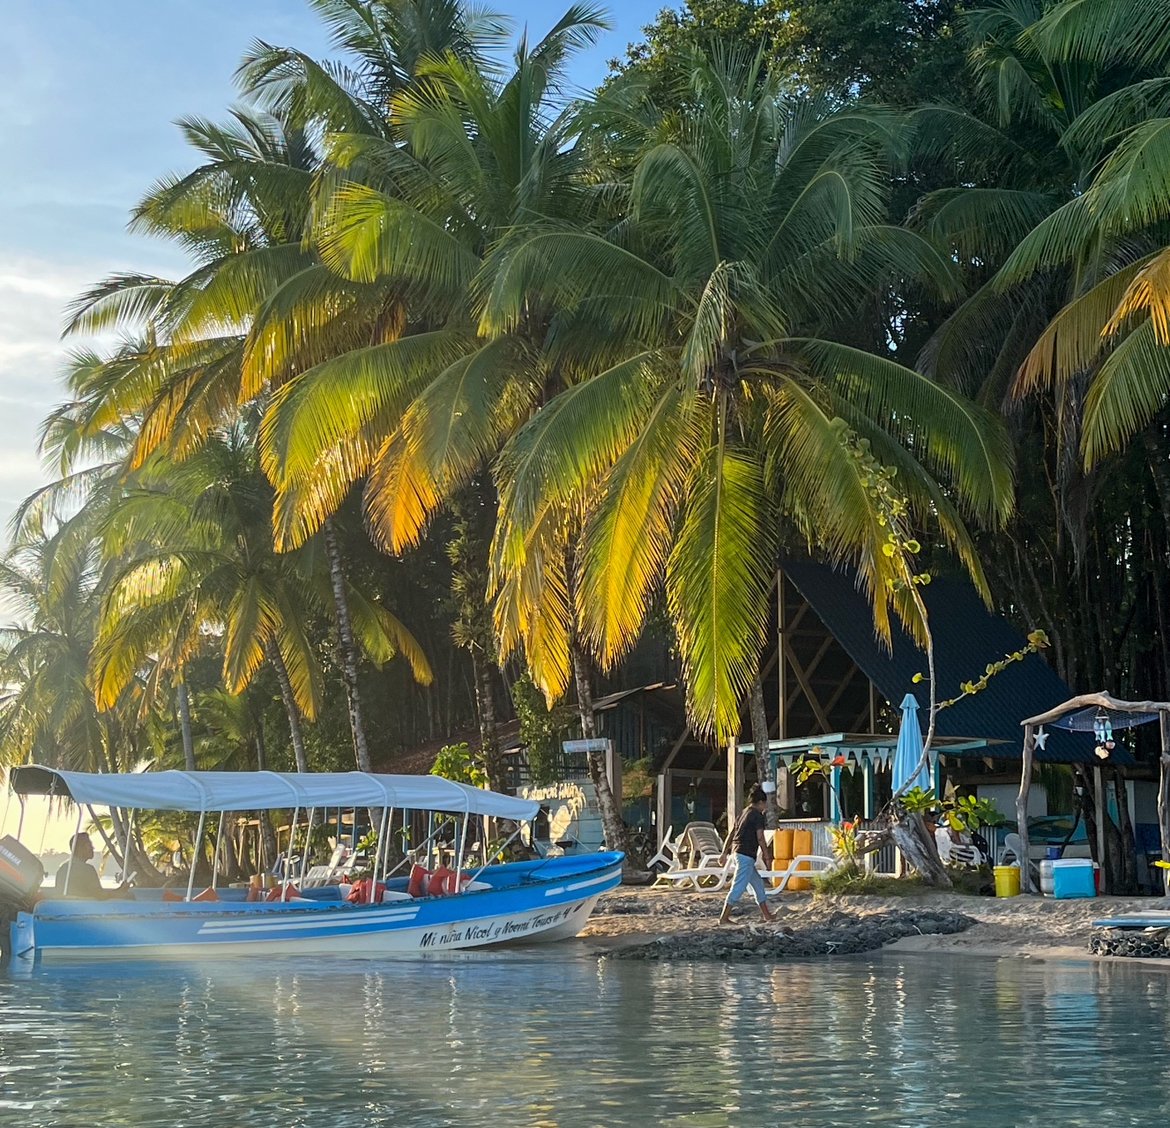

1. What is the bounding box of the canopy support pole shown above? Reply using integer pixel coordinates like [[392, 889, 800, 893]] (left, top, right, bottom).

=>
[[121, 809, 135, 883], [186, 811, 206, 902], [210, 811, 225, 892], [298, 809, 315, 888], [466, 826, 523, 883], [284, 806, 300, 901], [455, 812, 470, 890], [370, 806, 390, 897], [1016, 724, 1034, 893]]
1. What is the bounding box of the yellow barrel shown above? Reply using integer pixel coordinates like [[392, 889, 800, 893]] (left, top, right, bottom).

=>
[[771, 829, 794, 889], [789, 829, 815, 891], [773, 829, 794, 862], [994, 865, 1021, 898]]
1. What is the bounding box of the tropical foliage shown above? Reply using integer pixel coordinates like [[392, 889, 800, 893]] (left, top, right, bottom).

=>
[[7, 0, 1170, 884]]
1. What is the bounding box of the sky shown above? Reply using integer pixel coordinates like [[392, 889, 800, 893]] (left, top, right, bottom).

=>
[[0, 0, 664, 855], [0, 0, 664, 533]]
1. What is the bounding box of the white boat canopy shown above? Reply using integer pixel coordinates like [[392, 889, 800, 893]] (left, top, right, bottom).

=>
[[8, 766, 539, 821]]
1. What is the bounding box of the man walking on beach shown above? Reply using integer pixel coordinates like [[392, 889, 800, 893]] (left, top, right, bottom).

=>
[[719, 788, 775, 924]]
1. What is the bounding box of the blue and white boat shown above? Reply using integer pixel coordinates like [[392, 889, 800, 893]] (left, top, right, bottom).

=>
[[1, 766, 623, 964]]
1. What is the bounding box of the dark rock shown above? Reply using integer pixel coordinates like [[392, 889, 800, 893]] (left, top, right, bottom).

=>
[[610, 909, 976, 962], [1090, 927, 1170, 959]]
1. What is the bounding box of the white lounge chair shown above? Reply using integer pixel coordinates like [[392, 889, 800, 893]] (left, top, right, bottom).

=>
[[653, 854, 734, 892], [758, 854, 837, 892], [935, 827, 984, 867], [301, 844, 352, 888], [646, 826, 682, 873], [997, 832, 1025, 866]]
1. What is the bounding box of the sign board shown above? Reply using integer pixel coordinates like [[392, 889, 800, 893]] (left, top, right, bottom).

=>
[[562, 739, 610, 754]]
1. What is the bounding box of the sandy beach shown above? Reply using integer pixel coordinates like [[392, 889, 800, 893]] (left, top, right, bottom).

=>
[[581, 885, 1170, 963]]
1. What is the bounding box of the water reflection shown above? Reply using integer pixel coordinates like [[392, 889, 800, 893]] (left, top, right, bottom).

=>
[[2, 952, 1169, 1126]]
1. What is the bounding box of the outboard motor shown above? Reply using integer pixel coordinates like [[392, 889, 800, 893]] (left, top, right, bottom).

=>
[[0, 835, 44, 962]]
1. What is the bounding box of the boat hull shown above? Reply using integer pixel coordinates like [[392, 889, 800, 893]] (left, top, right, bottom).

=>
[[11, 853, 622, 964]]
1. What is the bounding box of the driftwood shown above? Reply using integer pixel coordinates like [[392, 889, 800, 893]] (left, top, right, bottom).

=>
[[1019, 692, 1170, 898]]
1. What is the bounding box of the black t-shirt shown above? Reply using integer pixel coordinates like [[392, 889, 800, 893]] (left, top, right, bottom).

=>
[[55, 859, 104, 898], [733, 807, 765, 858]]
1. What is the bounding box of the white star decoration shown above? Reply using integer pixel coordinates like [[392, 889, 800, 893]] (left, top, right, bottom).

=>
[[1034, 728, 1049, 750]]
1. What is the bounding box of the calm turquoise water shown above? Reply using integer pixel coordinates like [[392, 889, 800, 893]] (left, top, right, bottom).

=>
[[1, 949, 1167, 1127]]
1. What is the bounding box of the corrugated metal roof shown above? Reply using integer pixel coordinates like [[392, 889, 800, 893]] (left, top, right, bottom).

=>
[[782, 560, 1128, 766]]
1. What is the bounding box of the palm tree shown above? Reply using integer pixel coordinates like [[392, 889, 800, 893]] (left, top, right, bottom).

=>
[[485, 51, 1014, 758], [237, 0, 509, 134], [89, 433, 431, 774], [256, 8, 609, 787], [58, 100, 438, 770]]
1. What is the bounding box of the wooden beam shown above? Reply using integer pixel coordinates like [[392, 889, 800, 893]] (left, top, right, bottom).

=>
[[1017, 724, 1035, 892], [821, 659, 863, 720], [1094, 764, 1108, 895], [785, 646, 833, 731], [660, 725, 692, 774]]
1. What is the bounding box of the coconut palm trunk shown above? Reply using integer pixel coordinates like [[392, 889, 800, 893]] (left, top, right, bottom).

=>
[[268, 642, 309, 773], [177, 680, 195, 771], [323, 519, 372, 773], [254, 728, 278, 871], [471, 648, 504, 793], [748, 671, 778, 828], [570, 638, 637, 872]]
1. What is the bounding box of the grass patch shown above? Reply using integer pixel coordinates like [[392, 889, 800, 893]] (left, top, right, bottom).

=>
[[813, 863, 993, 897]]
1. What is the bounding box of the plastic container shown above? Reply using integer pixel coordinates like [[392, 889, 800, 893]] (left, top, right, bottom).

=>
[[1046, 846, 1062, 861], [1039, 859, 1055, 895], [789, 829, 814, 891], [773, 830, 794, 862], [993, 865, 1021, 898], [1052, 859, 1096, 899]]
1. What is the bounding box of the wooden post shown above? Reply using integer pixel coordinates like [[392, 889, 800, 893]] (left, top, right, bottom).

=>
[[1160, 711, 1170, 897], [776, 571, 787, 742], [1094, 764, 1108, 895], [1016, 724, 1035, 893], [656, 769, 672, 848], [863, 757, 876, 820], [726, 740, 743, 828]]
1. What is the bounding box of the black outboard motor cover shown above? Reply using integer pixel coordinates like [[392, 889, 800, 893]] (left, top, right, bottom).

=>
[[0, 835, 44, 906]]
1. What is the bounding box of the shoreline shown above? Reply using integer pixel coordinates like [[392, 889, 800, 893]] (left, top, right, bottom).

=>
[[578, 885, 1170, 964]]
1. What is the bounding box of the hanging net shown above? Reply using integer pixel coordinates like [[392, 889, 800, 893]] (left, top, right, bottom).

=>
[[1048, 706, 1159, 732]]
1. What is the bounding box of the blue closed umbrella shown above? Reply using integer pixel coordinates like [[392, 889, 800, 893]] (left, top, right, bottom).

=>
[[892, 693, 931, 794]]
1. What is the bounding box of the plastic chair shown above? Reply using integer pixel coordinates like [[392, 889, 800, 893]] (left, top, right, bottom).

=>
[[646, 826, 681, 872]]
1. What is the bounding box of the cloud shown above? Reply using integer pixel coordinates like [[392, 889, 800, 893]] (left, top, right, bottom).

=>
[[0, 256, 114, 527]]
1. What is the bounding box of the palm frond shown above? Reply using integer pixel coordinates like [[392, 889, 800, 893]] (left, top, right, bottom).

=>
[[1015, 256, 1155, 395], [785, 340, 1016, 526], [259, 330, 467, 492], [665, 432, 774, 742], [1082, 319, 1170, 467], [577, 388, 700, 668]]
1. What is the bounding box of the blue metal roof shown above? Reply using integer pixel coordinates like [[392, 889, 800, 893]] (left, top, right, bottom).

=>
[[781, 560, 1128, 766]]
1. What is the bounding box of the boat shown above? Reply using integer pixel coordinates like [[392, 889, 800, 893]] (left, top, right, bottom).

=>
[[1091, 912, 1170, 930], [0, 766, 623, 964]]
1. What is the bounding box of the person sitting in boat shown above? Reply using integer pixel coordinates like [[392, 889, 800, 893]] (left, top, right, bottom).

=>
[[55, 833, 131, 899]]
